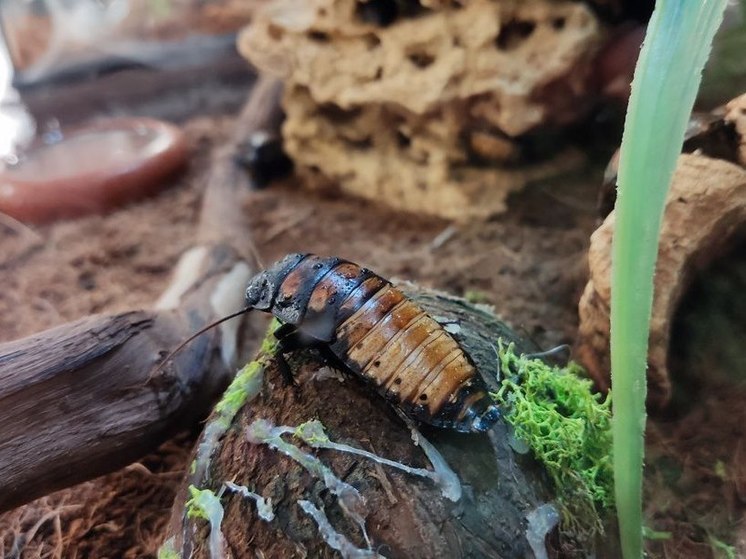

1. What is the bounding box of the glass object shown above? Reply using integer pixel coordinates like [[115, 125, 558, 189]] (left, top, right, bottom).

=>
[[0, 0, 254, 86]]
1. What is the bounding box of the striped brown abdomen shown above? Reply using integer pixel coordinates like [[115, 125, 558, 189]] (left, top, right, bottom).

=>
[[247, 254, 499, 432], [330, 281, 493, 428]]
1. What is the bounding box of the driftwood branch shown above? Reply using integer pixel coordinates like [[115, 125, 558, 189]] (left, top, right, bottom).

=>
[[198, 75, 284, 253], [0, 76, 283, 513]]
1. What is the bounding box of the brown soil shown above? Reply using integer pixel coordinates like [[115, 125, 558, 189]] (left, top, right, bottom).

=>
[[1, 108, 744, 557], [245, 169, 599, 351], [644, 242, 746, 558]]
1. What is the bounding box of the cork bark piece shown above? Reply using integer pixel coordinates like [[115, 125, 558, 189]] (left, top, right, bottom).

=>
[[576, 154, 746, 407], [238, 0, 604, 219]]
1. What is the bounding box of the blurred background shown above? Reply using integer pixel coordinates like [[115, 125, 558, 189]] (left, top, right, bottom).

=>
[[0, 0, 259, 166]]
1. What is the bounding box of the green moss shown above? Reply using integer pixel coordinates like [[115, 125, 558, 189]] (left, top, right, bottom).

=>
[[259, 320, 282, 355], [185, 485, 213, 521], [184, 485, 226, 558], [157, 538, 180, 559], [214, 361, 264, 418], [464, 290, 491, 304], [490, 341, 613, 542], [213, 319, 282, 423], [295, 420, 331, 445]]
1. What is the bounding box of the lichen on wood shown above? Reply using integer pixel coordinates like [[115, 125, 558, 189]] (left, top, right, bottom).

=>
[[185, 486, 226, 559]]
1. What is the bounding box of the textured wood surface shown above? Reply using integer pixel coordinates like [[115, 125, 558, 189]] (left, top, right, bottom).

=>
[[577, 153, 746, 406]]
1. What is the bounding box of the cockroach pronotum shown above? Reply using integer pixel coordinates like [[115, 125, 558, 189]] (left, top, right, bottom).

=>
[[163, 253, 501, 433]]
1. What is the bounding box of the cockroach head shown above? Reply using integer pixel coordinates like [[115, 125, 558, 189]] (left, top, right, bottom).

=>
[[245, 253, 308, 311], [245, 271, 273, 310]]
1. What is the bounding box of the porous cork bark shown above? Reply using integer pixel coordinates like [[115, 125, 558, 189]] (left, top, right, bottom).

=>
[[576, 153, 746, 408], [238, 0, 605, 220], [165, 286, 571, 558]]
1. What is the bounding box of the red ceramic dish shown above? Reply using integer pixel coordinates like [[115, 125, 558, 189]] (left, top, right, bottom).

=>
[[0, 117, 188, 223]]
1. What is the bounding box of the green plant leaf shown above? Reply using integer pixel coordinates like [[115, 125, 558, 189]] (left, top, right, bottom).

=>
[[611, 1, 728, 557]]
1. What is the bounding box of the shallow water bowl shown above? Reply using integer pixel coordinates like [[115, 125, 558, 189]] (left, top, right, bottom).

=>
[[0, 117, 188, 223]]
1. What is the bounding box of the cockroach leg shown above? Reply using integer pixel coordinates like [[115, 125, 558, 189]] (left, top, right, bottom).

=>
[[275, 325, 319, 387], [274, 351, 297, 387], [273, 322, 296, 341]]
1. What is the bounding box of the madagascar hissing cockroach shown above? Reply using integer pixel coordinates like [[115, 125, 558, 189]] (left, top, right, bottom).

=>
[[244, 253, 500, 433], [157, 253, 501, 433]]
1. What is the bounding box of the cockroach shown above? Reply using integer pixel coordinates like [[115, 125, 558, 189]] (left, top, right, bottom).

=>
[[162, 253, 500, 433], [246, 253, 500, 432]]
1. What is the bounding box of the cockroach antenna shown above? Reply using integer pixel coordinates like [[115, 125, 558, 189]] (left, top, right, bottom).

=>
[[152, 245, 266, 379], [248, 241, 266, 269], [152, 306, 254, 376]]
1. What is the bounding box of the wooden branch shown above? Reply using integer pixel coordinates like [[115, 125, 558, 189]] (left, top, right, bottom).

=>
[[198, 76, 284, 257], [0, 242, 239, 512], [0, 313, 194, 511], [0, 76, 283, 513]]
